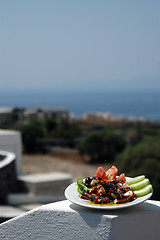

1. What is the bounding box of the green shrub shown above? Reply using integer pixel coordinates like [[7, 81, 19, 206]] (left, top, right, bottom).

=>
[[18, 120, 44, 153], [78, 130, 126, 163], [44, 118, 57, 136], [114, 140, 160, 200], [52, 119, 81, 139]]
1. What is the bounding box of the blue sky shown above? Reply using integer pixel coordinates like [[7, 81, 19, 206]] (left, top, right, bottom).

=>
[[0, 0, 160, 91]]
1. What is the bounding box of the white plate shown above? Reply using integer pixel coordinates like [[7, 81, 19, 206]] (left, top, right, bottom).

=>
[[65, 177, 153, 210]]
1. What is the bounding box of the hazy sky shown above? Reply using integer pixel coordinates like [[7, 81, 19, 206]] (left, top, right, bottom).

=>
[[0, 0, 160, 91]]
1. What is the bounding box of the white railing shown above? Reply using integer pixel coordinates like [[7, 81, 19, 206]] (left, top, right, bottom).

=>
[[0, 199, 160, 239]]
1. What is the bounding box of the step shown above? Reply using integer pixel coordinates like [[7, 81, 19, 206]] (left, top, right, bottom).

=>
[[0, 205, 26, 224], [7, 192, 66, 205], [17, 172, 72, 195]]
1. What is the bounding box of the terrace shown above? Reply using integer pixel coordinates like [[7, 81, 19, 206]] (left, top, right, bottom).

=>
[[0, 199, 160, 239], [0, 129, 160, 239], [0, 130, 72, 222]]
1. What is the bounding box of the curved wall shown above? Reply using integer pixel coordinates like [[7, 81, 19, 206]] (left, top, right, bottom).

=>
[[0, 150, 17, 204]]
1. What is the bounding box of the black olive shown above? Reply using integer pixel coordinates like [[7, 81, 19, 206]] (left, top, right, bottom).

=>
[[84, 177, 93, 187], [85, 177, 92, 184], [85, 183, 91, 188]]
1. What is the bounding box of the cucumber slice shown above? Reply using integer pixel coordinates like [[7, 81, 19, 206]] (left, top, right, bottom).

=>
[[130, 178, 150, 191], [134, 184, 153, 197], [126, 175, 145, 185]]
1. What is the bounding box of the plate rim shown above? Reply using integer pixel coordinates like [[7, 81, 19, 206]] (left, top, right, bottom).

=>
[[64, 177, 153, 210]]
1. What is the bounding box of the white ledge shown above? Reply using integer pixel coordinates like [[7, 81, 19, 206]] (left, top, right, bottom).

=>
[[0, 200, 160, 240], [0, 150, 16, 169]]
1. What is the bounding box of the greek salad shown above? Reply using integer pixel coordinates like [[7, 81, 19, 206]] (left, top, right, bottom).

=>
[[77, 166, 153, 205]]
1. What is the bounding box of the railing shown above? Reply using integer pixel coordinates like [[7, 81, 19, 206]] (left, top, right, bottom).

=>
[[0, 150, 17, 204], [0, 199, 160, 239]]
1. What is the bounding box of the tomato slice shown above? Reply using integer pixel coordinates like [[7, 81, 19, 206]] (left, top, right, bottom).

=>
[[105, 166, 118, 181], [116, 173, 126, 182], [95, 166, 118, 181], [95, 167, 106, 179]]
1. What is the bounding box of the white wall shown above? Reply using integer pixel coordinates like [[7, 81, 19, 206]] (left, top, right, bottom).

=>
[[0, 129, 22, 175], [0, 200, 160, 240]]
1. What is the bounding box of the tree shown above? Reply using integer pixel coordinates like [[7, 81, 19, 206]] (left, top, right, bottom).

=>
[[44, 118, 57, 136], [52, 119, 81, 139], [18, 120, 44, 153], [114, 140, 160, 200], [78, 130, 126, 163]]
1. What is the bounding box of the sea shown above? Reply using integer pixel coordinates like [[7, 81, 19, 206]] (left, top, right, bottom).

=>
[[0, 88, 160, 121]]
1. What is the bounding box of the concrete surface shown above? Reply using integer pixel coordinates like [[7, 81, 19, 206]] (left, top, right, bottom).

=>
[[18, 172, 72, 195], [0, 206, 26, 218], [0, 205, 26, 224], [7, 192, 66, 205], [0, 204, 42, 224], [0, 199, 160, 240]]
